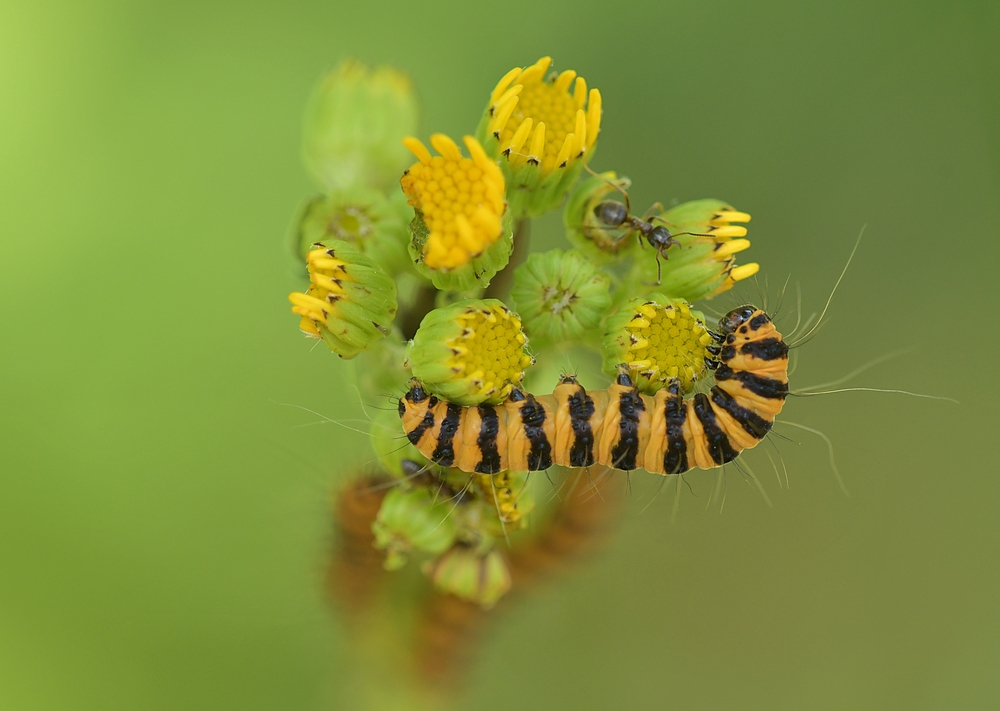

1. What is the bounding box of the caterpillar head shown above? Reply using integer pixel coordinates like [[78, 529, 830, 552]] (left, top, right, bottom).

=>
[[719, 305, 759, 334]]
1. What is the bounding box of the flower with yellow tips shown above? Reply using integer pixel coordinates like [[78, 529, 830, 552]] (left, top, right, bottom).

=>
[[288, 241, 398, 359], [627, 199, 758, 302], [400, 133, 513, 291], [476, 57, 602, 217]]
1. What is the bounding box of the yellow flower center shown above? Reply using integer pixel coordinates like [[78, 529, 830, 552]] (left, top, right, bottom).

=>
[[445, 303, 533, 401], [400, 134, 506, 270], [622, 301, 712, 391], [289, 246, 351, 336], [487, 57, 601, 175]]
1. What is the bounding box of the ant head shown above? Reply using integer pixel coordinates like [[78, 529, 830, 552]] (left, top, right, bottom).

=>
[[647, 225, 675, 249], [719, 306, 758, 334], [593, 201, 629, 227]]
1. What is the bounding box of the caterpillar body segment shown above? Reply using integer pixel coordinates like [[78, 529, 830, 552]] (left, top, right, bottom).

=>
[[399, 306, 788, 476]]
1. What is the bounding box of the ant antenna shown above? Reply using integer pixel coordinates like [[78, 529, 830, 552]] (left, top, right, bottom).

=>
[[583, 163, 631, 214]]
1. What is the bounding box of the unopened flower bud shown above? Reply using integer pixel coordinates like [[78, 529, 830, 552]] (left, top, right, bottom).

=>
[[372, 487, 458, 571], [292, 187, 411, 277], [303, 60, 418, 192], [423, 544, 512, 608], [563, 170, 639, 263], [510, 249, 612, 344]]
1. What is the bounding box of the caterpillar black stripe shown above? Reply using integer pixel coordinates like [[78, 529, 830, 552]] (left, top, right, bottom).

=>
[[399, 306, 788, 476]]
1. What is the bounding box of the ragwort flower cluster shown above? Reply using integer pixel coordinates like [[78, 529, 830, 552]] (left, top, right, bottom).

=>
[[287, 57, 760, 610]]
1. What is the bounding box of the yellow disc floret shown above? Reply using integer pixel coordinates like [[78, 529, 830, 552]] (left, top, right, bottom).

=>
[[407, 299, 534, 405], [486, 57, 601, 175], [603, 298, 713, 393], [445, 303, 533, 402], [400, 133, 506, 271]]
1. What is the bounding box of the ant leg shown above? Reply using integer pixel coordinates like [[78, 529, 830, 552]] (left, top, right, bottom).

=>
[[655, 250, 663, 284], [641, 202, 666, 222], [583, 163, 632, 215]]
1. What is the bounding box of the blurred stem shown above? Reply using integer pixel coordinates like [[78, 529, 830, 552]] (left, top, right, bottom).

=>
[[484, 218, 531, 300], [399, 283, 438, 341]]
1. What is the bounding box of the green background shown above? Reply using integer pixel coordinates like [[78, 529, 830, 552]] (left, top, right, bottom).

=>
[[2, 0, 998, 709]]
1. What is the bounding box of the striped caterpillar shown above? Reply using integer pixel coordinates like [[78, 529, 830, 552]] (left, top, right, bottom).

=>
[[398, 305, 788, 476]]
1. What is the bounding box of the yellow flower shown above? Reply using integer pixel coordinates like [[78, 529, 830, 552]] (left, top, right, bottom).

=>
[[288, 241, 398, 359], [477, 57, 602, 217], [602, 296, 713, 394], [406, 298, 534, 405], [400, 133, 508, 273]]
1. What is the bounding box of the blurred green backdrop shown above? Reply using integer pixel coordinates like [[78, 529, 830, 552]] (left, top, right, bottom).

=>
[[2, 0, 998, 709]]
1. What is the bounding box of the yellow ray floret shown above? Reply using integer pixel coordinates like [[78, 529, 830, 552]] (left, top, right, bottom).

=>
[[486, 57, 601, 175], [400, 134, 506, 271], [289, 248, 349, 337], [706, 208, 759, 294]]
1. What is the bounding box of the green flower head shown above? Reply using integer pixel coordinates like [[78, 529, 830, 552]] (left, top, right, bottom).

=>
[[406, 298, 533, 406]]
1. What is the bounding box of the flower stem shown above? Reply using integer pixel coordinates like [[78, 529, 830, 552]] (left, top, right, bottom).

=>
[[484, 217, 531, 300]]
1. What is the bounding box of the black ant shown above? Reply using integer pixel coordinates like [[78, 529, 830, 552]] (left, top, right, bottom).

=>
[[587, 168, 713, 284]]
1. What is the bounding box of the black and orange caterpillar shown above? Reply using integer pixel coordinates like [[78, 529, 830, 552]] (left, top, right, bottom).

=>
[[398, 305, 788, 475]]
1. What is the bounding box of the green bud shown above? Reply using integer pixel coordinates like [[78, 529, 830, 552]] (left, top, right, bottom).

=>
[[630, 199, 759, 302], [405, 298, 533, 406], [288, 240, 398, 359], [302, 60, 419, 192], [424, 544, 512, 608], [509, 249, 613, 345], [292, 186, 412, 277], [601, 295, 713, 394], [563, 171, 640, 264], [372, 487, 458, 571]]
